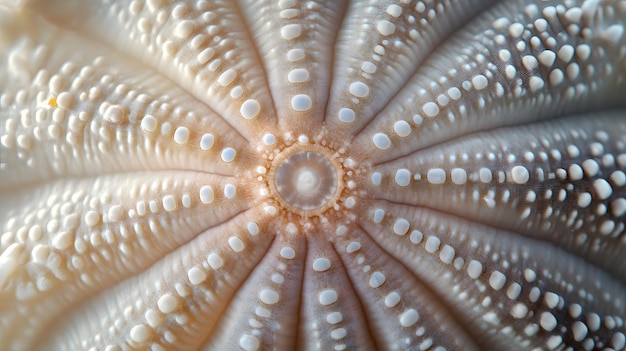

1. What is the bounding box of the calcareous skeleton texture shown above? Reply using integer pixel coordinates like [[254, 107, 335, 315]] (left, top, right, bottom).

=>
[[1, 0, 626, 350]]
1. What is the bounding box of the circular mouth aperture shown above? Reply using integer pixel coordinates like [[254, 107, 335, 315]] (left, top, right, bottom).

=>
[[271, 146, 340, 216]]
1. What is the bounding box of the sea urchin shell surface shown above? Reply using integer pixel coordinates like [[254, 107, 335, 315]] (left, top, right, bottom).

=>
[[1, 0, 626, 350]]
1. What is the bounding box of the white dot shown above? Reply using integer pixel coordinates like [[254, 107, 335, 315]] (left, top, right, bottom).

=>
[[319, 289, 338, 305], [200, 133, 214, 150], [528, 76, 545, 92], [393, 120, 411, 137], [197, 47, 215, 64], [199, 186, 214, 204], [162, 195, 176, 212], [371, 172, 382, 185], [544, 292, 560, 308], [538, 50, 556, 67], [240, 99, 261, 119], [511, 166, 530, 184], [399, 309, 419, 327], [599, 24, 624, 44], [129, 324, 151, 343], [376, 20, 396, 35], [207, 253, 224, 269], [239, 334, 260, 351], [511, 303, 528, 319], [52, 231, 73, 250], [369, 271, 386, 288], [593, 178, 612, 200], [262, 133, 276, 145], [540, 312, 558, 331], [550, 69, 564, 86], [56, 92, 75, 109], [577, 192, 592, 208], [393, 218, 410, 235], [409, 230, 423, 244], [384, 292, 401, 307], [582, 159, 599, 177], [174, 20, 194, 38], [610, 170, 626, 186], [447, 87, 462, 100], [103, 105, 126, 123], [330, 328, 347, 340], [412, 114, 423, 125], [467, 260, 483, 279], [217, 68, 237, 87], [224, 184, 236, 199], [221, 147, 236, 162], [326, 312, 342, 324], [372, 133, 391, 150], [228, 236, 244, 252], [187, 266, 206, 285], [85, 211, 100, 226], [141, 115, 157, 132], [157, 293, 179, 314], [395, 169, 411, 186], [259, 289, 279, 305], [524, 268, 537, 282], [281, 24, 302, 40], [230, 86, 243, 98], [427, 168, 446, 184], [247, 222, 260, 236], [558, 45, 574, 62], [424, 236, 440, 253], [438, 91, 450, 106], [505, 65, 517, 79], [567, 144, 580, 158], [361, 61, 377, 74], [569, 164, 583, 180], [499, 49, 512, 61], [479, 168, 492, 183], [108, 205, 123, 221], [338, 108, 355, 123], [472, 75, 488, 90], [386, 4, 402, 17], [373, 209, 385, 224], [600, 220, 615, 235], [291, 94, 312, 111], [522, 55, 538, 70], [611, 198, 626, 217], [287, 68, 309, 83], [576, 44, 591, 61], [346, 241, 361, 253], [161, 122, 172, 135], [611, 332, 626, 350], [588, 313, 601, 331], [439, 245, 455, 264], [287, 48, 305, 61], [489, 271, 506, 290], [572, 321, 588, 341], [422, 102, 439, 117], [451, 168, 467, 185], [280, 247, 296, 259], [509, 23, 524, 37], [349, 82, 369, 98], [313, 258, 331, 272]]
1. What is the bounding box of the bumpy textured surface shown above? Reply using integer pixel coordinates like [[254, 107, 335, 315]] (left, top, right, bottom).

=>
[[1, 0, 626, 350]]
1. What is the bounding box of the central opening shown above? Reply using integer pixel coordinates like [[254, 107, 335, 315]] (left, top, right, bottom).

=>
[[270, 145, 341, 216]]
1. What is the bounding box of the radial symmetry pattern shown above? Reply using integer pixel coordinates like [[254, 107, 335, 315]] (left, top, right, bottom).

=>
[[1, 0, 626, 350]]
